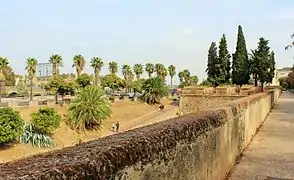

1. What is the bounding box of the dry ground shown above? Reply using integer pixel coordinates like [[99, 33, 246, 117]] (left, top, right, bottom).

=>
[[0, 98, 176, 163]]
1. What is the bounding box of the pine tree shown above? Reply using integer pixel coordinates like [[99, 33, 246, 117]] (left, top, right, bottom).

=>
[[232, 25, 250, 86], [206, 42, 219, 86], [218, 34, 231, 84], [249, 37, 273, 89]]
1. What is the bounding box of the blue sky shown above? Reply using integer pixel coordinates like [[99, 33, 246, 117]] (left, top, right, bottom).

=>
[[1, 0, 294, 83]]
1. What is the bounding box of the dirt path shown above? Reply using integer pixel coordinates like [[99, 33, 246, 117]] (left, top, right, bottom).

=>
[[105, 104, 178, 137], [229, 92, 294, 180]]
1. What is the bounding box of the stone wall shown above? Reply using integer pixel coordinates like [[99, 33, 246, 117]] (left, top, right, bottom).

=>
[[0, 88, 281, 180], [179, 86, 264, 114], [179, 95, 243, 114]]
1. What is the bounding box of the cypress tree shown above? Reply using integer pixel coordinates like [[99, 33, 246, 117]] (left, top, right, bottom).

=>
[[232, 25, 250, 86], [218, 34, 231, 84], [206, 42, 219, 86]]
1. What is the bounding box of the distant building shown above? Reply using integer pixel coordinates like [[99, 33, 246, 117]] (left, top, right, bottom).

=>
[[36, 62, 52, 78], [271, 67, 292, 86]]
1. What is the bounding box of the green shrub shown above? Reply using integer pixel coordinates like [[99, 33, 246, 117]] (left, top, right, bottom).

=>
[[20, 122, 54, 148], [31, 107, 61, 134], [0, 108, 24, 145]]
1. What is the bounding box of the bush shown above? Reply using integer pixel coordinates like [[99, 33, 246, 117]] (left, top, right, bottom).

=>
[[76, 73, 93, 88], [31, 107, 61, 134], [0, 108, 24, 145], [20, 122, 54, 148]]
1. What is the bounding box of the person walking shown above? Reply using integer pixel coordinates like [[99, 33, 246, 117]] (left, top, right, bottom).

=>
[[115, 121, 120, 132], [112, 122, 115, 131]]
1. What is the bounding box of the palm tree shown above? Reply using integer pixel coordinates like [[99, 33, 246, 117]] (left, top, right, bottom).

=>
[[190, 75, 198, 85], [155, 63, 166, 80], [68, 85, 112, 131], [25, 58, 38, 101], [72, 55, 86, 78], [168, 65, 176, 86], [162, 67, 168, 82], [285, 33, 294, 50], [133, 64, 143, 80], [122, 65, 133, 80], [90, 57, 104, 86], [109, 61, 118, 75], [145, 63, 155, 78], [0, 57, 9, 103], [141, 77, 169, 104], [122, 65, 134, 92], [182, 69, 191, 83], [49, 54, 63, 77], [178, 71, 185, 83]]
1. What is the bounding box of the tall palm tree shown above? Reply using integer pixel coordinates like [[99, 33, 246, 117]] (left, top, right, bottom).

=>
[[25, 58, 38, 101], [72, 55, 86, 78], [49, 54, 63, 77], [145, 63, 155, 78], [155, 63, 166, 80], [0, 57, 9, 103], [68, 85, 112, 131], [168, 65, 176, 86], [122, 65, 134, 93], [108, 61, 118, 75], [122, 64, 133, 80], [90, 57, 104, 86], [133, 64, 143, 80]]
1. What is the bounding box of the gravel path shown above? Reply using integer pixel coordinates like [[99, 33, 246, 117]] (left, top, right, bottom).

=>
[[229, 92, 294, 180]]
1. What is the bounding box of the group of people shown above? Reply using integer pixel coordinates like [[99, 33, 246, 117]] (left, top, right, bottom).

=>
[[112, 121, 120, 132]]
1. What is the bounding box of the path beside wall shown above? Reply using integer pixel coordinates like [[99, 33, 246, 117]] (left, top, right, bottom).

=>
[[229, 92, 294, 180]]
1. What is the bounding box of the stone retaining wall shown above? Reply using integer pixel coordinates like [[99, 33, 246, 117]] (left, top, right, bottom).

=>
[[0, 88, 281, 180]]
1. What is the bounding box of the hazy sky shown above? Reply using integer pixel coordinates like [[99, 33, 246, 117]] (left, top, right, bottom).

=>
[[1, 0, 294, 83]]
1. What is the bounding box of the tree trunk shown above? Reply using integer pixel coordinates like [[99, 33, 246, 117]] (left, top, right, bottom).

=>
[[170, 77, 173, 86], [261, 81, 264, 92], [30, 80, 33, 101], [254, 74, 258, 86], [95, 72, 100, 86], [55, 93, 58, 104], [61, 95, 64, 106]]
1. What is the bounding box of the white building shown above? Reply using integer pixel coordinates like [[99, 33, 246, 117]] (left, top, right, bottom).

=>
[[271, 67, 292, 86]]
